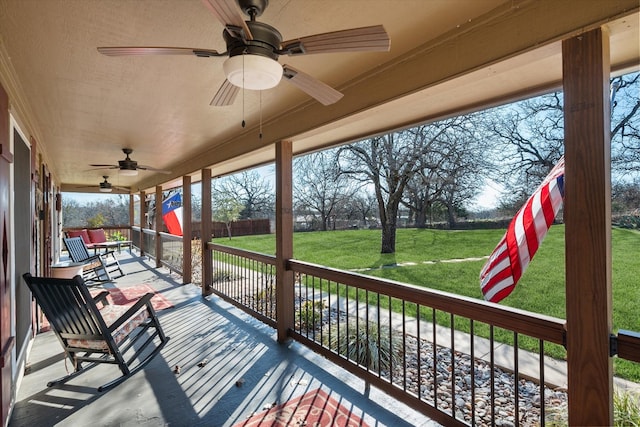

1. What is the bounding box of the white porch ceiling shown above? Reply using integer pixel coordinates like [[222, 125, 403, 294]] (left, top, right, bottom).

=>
[[0, 0, 637, 193]]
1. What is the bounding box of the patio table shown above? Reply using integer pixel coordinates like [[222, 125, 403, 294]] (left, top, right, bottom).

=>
[[92, 240, 132, 254]]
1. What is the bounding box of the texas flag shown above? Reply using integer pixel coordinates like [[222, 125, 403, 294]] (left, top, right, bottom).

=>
[[162, 193, 183, 236]]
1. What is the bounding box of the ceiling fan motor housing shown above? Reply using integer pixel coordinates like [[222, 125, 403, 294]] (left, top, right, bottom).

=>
[[118, 159, 138, 170], [224, 21, 282, 61]]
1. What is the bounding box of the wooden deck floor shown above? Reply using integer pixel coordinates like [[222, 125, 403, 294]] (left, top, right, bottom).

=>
[[10, 251, 438, 427]]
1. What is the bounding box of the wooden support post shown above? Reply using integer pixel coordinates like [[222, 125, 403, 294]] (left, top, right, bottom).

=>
[[139, 191, 146, 255], [201, 168, 213, 295], [155, 185, 162, 268], [129, 194, 134, 241], [563, 27, 613, 426], [182, 175, 192, 284], [275, 140, 293, 343]]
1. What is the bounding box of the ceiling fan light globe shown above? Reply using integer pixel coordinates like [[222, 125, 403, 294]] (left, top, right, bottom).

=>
[[99, 187, 113, 193], [119, 168, 138, 176], [223, 55, 282, 90]]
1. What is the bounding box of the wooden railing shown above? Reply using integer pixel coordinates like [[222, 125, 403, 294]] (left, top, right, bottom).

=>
[[141, 227, 156, 258], [615, 330, 640, 363], [131, 226, 141, 251], [207, 243, 593, 426], [131, 226, 184, 275], [159, 232, 183, 275], [209, 243, 277, 328]]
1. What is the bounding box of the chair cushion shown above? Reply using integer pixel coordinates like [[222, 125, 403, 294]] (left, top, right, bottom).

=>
[[67, 305, 148, 351], [88, 228, 108, 243], [67, 229, 92, 245]]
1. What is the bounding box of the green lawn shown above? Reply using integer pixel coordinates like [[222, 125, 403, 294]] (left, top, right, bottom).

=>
[[212, 226, 640, 382]]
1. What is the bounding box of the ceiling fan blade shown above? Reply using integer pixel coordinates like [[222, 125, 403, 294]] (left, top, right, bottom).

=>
[[281, 25, 390, 56], [282, 65, 343, 106], [137, 165, 172, 174], [201, 0, 253, 40], [97, 47, 223, 57], [87, 166, 120, 172], [210, 79, 240, 106]]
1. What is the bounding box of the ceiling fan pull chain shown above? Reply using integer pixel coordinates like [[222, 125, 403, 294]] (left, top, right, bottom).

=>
[[241, 54, 246, 128], [259, 91, 263, 139]]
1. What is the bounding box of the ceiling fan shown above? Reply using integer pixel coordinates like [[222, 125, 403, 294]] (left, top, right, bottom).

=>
[[97, 0, 390, 106], [89, 148, 171, 176], [97, 176, 128, 193], [72, 176, 130, 193]]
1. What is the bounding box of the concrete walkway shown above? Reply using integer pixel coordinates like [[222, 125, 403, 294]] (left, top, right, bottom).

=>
[[346, 256, 639, 393], [297, 289, 640, 393], [323, 296, 639, 394]]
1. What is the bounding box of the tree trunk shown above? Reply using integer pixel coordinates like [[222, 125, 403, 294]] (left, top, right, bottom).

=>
[[415, 208, 427, 228], [381, 221, 397, 253]]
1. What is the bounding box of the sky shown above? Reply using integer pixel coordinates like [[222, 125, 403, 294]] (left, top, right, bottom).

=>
[[471, 180, 503, 210], [64, 163, 502, 210]]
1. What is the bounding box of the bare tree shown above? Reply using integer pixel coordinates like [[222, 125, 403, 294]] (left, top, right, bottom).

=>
[[487, 92, 564, 198], [339, 124, 453, 253], [401, 114, 487, 228], [611, 73, 640, 172], [62, 195, 129, 228], [294, 149, 359, 231], [213, 169, 274, 219], [612, 180, 640, 215], [486, 71, 639, 210], [347, 191, 379, 228]]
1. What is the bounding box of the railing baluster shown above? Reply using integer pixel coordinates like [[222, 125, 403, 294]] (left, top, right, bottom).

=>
[[387, 295, 392, 381], [308, 276, 312, 340], [345, 282, 350, 360], [377, 292, 381, 377], [354, 286, 359, 367], [328, 278, 332, 355], [451, 313, 456, 418], [490, 325, 496, 427], [514, 332, 520, 427], [470, 320, 476, 426], [432, 308, 437, 408], [402, 299, 406, 391], [417, 304, 421, 400], [539, 339, 545, 426]]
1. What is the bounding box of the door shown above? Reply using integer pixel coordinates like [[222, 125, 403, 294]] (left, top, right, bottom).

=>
[[0, 82, 14, 427]]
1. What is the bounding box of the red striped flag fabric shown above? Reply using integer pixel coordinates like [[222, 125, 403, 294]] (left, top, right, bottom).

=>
[[480, 157, 565, 303]]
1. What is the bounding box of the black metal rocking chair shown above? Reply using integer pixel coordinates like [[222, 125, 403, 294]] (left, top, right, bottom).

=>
[[22, 273, 170, 391]]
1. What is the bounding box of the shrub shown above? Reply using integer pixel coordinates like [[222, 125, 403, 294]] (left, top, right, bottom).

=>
[[614, 389, 640, 427], [110, 231, 128, 241], [295, 300, 325, 330], [212, 269, 233, 282], [322, 320, 402, 371], [254, 283, 277, 318]]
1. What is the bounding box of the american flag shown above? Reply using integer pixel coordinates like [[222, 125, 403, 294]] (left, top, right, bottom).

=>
[[480, 157, 565, 303]]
